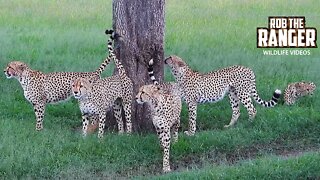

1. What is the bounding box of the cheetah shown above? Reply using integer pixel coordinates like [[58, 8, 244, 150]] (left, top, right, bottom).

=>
[[72, 34, 133, 138], [4, 46, 114, 131], [284, 81, 316, 105], [134, 59, 182, 172], [165, 55, 281, 136]]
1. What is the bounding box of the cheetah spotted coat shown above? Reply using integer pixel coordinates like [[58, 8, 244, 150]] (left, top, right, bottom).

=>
[[72, 34, 133, 138], [165, 55, 281, 136], [4, 53, 112, 130], [134, 59, 182, 172], [136, 84, 181, 172], [284, 81, 316, 105]]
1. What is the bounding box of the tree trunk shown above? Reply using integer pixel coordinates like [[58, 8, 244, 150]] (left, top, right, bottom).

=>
[[111, 0, 165, 131]]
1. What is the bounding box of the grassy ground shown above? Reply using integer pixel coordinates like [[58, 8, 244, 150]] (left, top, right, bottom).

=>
[[1, 0, 319, 179]]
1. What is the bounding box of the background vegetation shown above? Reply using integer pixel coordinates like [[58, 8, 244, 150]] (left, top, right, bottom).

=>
[[0, 0, 319, 179]]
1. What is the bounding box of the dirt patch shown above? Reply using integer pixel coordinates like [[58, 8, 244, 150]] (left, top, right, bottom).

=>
[[172, 138, 320, 173], [97, 137, 320, 178]]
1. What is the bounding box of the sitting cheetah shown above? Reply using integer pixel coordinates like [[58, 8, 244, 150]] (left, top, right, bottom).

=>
[[165, 55, 281, 136], [284, 81, 316, 105], [72, 35, 133, 138], [135, 59, 182, 172], [4, 48, 113, 131]]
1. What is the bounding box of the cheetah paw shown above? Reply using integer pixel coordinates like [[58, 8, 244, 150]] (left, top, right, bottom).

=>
[[36, 125, 43, 131], [172, 138, 178, 144], [163, 167, 171, 173], [184, 131, 195, 136], [82, 133, 87, 138], [98, 134, 104, 139]]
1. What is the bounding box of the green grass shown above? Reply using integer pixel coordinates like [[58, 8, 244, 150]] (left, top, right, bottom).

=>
[[146, 152, 320, 180], [1, 0, 320, 179]]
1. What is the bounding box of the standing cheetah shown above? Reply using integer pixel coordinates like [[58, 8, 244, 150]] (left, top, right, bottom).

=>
[[135, 59, 182, 172], [165, 55, 281, 136], [72, 33, 133, 138], [4, 48, 113, 131]]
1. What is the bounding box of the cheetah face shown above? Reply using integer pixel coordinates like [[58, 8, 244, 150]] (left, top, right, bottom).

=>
[[136, 84, 160, 104], [164, 55, 187, 77], [72, 78, 91, 99], [4, 61, 28, 79], [306, 83, 316, 96], [296, 82, 316, 96]]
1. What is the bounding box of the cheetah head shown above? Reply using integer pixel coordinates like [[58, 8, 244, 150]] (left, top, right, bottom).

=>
[[136, 84, 160, 104], [164, 55, 188, 77], [4, 61, 29, 79], [72, 78, 92, 99], [296, 82, 316, 96]]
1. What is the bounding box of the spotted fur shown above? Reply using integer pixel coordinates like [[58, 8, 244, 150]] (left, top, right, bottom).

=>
[[284, 81, 316, 105], [136, 84, 181, 172], [4, 48, 113, 130], [134, 59, 182, 172], [165, 55, 281, 136], [72, 32, 133, 138]]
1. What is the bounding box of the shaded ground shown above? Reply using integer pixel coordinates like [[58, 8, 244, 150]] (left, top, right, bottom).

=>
[[114, 137, 320, 178], [174, 138, 319, 171]]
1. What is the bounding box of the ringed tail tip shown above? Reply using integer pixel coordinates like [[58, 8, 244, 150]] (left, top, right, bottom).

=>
[[105, 29, 114, 35], [274, 89, 281, 99], [149, 59, 154, 66], [275, 89, 281, 95]]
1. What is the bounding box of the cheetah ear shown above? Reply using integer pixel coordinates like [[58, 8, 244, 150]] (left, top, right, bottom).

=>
[[87, 77, 96, 84], [177, 61, 185, 67], [295, 83, 302, 89], [17, 64, 27, 72], [311, 82, 316, 86], [164, 56, 172, 64]]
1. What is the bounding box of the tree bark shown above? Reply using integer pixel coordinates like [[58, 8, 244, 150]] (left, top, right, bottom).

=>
[[111, 0, 165, 131]]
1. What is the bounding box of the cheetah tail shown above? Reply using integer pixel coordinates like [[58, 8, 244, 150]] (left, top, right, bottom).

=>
[[252, 89, 282, 107], [105, 29, 122, 41], [107, 36, 126, 78], [95, 31, 115, 75], [147, 59, 159, 85], [95, 51, 112, 75], [105, 29, 114, 36]]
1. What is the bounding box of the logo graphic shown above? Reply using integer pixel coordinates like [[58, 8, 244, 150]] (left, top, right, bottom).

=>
[[257, 16, 317, 48]]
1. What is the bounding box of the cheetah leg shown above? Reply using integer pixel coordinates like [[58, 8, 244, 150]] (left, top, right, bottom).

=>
[[86, 115, 99, 134], [224, 88, 241, 128], [122, 97, 132, 134], [289, 98, 296, 105], [286, 89, 297, 105], [98, 112, 107, 138], [33, 103, 45, 131], [156, 127, 171, 173], [172, 120, 180, 144], [81, 114, 90, 137], [113, 100, 124, 134], [184, 102, 197, 136], [239, 94, 257, 121], [90, 115, 99, 125], [286, 95, 296, 105]]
